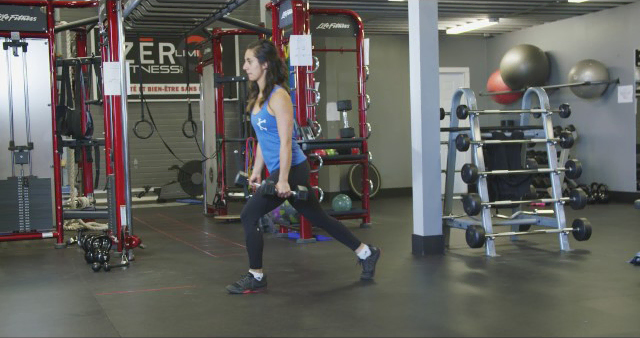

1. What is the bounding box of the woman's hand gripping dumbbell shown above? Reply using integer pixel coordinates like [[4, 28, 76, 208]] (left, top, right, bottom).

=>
[[235, 171, 308, 200]]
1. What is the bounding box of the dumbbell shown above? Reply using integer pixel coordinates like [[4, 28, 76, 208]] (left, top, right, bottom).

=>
[[234, 171, 279, 197], [596, 183, 610, 204], [234, 171, 309, 201], [337, 100, 355, 139], [588, 182, 602, 204], [103, 252, 131, 272], [103, 260, 130, 272], [456, 103, 571, 120], [461, 188, 588, 216], [464, 217, 592, 249], [454, 131, 574, 152], [440, 107, 451, 120], [460, 159, 583, 185]]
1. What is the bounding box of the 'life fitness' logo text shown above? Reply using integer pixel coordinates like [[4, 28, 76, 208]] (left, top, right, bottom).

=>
[[281, 8, 292, 20], [316, 23, 350, 30], [0, 14, 37, 22]]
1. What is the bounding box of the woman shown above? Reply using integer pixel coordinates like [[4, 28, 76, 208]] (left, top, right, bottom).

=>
[[225, 40, 381, 294]]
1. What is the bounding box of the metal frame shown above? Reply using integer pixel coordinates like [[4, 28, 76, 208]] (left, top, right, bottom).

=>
[[267, 1, 372, 242], [196, 28, 264, 216], [123, 0, 252, 37], [100, 0, 133, 252], [309, 8, 371, 224], [0, 0, 98, 245], [442, 87, 581, 257]]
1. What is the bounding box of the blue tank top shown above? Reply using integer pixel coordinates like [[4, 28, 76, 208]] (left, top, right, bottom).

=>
[[250, 85, 307, 173]]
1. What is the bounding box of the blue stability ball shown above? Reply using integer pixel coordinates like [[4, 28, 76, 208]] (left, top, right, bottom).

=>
[[332, 194, 352, 212]]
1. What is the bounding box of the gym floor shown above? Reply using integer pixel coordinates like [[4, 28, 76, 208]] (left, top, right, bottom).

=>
[[0, 197, 638, 337]]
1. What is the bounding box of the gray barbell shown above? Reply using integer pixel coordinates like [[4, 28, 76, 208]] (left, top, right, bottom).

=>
[[456, 103, 571, 119]]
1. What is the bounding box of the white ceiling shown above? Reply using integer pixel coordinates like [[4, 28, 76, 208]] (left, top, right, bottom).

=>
[[56, 0, 638, 36], [310, 0, 638, 35]]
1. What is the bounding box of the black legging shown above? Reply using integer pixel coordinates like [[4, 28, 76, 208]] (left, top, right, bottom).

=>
[[240, 161, 362, 269]]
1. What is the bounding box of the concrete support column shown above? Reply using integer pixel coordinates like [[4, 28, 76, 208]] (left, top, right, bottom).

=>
[[409, 0, 443, 255]]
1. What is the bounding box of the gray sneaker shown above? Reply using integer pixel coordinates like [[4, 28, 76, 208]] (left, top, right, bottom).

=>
[[226, 273, 268, 294], [358, 245, 381, 280]]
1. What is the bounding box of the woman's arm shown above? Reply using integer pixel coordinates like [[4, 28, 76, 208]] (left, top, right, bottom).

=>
[[249, 144, 265, 185], [269, 88, 295, 197]]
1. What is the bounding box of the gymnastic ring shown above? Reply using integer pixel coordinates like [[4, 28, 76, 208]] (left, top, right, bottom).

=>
[[133, 120, 154, 139], [182, 120, 198, 139]]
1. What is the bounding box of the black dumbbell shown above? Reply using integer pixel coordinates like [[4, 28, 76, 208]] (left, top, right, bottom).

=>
[[235, 171, 308, 201], [597, 184, 610, 204], [589, 182, 601, 204], [103, 260, 130, 272], [235, 171, 277, 191], [262, 183, 309, 201]]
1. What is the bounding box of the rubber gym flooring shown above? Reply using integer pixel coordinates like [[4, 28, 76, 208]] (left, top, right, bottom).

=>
[[0, 196, 638, 337]]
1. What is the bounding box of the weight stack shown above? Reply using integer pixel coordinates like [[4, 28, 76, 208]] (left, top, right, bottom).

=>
[[0, 177, 53, 233]]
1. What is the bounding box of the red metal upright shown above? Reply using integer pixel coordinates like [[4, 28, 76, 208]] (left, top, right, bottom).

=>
[[47, 0, 64, 245], [268, 2, 284, 58], [104, 0, 127, 251], [291, 0, 315, 240], [100, 33, 114, 176]]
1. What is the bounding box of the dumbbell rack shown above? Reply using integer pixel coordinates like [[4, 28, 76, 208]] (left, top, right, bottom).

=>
[[442, 87, 589, 257]]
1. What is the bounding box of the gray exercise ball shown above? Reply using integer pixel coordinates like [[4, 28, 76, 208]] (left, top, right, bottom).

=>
[[567, 59, 610, 99], [499, 44, 550, 90]]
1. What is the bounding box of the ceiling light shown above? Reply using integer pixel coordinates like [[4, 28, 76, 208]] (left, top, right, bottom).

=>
[[568, 0, 589, 2], [446, 18, 499, 35]]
